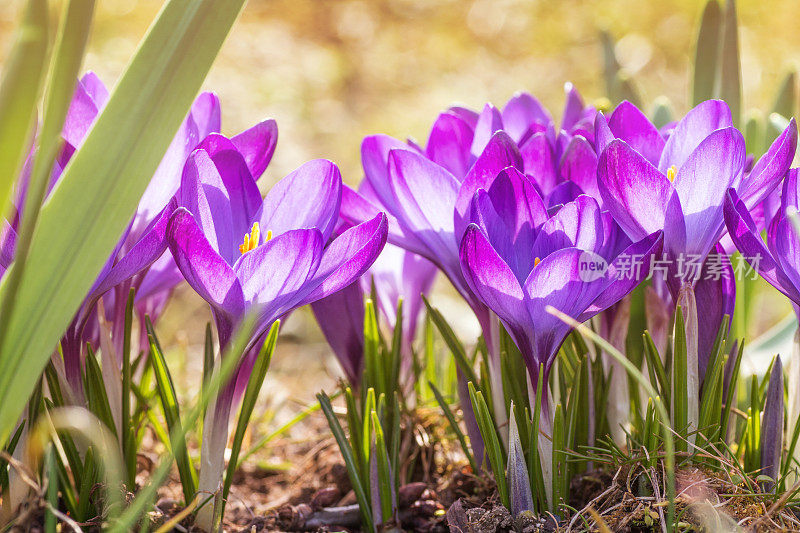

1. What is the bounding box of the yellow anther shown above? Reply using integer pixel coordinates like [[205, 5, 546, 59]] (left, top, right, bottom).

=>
[[266, 229, 273, 241], [239, 222, 261, 255], [534, 257, 541, 267], [667, 165, 677, 183]]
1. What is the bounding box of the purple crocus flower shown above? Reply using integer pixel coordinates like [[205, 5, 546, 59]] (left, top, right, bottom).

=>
[[725, 169, 800, 311], [458, 167, 662, 403], [166, 139, 388, 502], [311, 243, 436, 387], [597, 99, 796, 432]]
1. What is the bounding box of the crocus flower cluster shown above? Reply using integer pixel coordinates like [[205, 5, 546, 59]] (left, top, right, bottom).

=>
[[27, 70, 800, 526]]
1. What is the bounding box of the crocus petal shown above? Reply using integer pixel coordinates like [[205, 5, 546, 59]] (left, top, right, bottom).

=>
[[469, 168, 547, 281], [299, 213, 389, 304], [448, 106, 479, 129], [532, 195, 603, 260], [485, 167, 548, 244], [426, 112, 475, 179], [738, 119, 797, 209], [520, 132, 558, 195], [167, 207, 245, 318], [198, 133, 263, 218], [311, 282, 365, 385], [135, 253, 184, 304], [524, 247, 604, 366], [580, 230, 663, 318], [594, 112, 614, 153], [62, 73, 107, 149], [782, 168, 800, 212], [0, 221, 17, 275], [234, 228, 323, 323], [724, 189, 800, 303], [135, 93, 221, 230], [694, 247, 735, 377], [672, 127, 745, 257], [608, 100, 665, 166], [340, 184, 427, 256], [561, 82, 585, 131], [502, 92, 551, 143], [459, 224, 530, 352], [598, 139, 678, 240], [559, 135, 599, 200], [658, 99, 733, 172], [455, 131, 523, 239], [231, 119, 278, 180], [547, 181, 584, 207], [389, 148, 460, 259], [178, 149, 259, 264], [90, 198, 178, 299], [260, 159, 342, 242], [79, 72, 109, 107], [362, 134, 412, 216], [471, 103, 504, 158], [773, 217, 800, 296]]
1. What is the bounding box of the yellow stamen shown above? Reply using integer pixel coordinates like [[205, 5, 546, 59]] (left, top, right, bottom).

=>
[[534, 257, 541, 267], [239, 222, 261, 254], [667, 165, 677, 183], [266, 229, 273, 241]]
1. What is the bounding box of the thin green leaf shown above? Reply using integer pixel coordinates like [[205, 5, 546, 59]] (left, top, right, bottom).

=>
[[673, 306, 689, 450], [552, 403, 565, 514], [83, 344, 118, 438], [122, 288, 135, 488], [721, 340, 744, 444], [642, 331, 670, 407], [718, 0, 742, 126], [371, 410, 395, 522], [772, 70, 796, 120], [692, 0, 722, 105], [0, 0, 49, 215]]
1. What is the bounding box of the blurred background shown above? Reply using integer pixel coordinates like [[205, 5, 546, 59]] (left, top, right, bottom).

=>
[[1, 0, 798, 424]]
